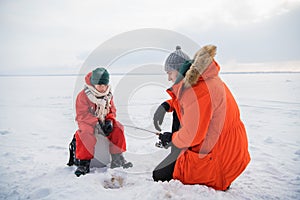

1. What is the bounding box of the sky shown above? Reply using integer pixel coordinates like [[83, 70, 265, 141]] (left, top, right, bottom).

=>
[[0, 0, 300, 74]]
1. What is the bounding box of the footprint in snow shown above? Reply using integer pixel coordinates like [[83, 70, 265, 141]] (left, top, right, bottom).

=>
[[0, 130, 10, 135], [29, 188, 51, 199], [295, 150, 300, 156], [264, 137, 274, 144], [292, 150, 300, 161]]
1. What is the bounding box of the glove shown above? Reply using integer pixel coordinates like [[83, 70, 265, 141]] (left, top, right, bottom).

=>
[[153, 102, 170, 131], [159, 132, 173, 149], [102, 119, 113, 136], [95, 120, 113, 137]]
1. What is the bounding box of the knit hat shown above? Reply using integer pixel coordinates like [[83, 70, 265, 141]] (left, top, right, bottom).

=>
[[164, 46, 191, 72], [90, 67, 109, 85]]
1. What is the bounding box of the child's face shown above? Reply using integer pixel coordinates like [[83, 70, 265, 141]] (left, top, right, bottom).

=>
[[167, 70, 178, 83], [94, 84, 108, 93]]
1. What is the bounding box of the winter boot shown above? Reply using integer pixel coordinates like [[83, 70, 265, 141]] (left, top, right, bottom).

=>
[[111, 153, 133, 169], [74, 160, 90, 177]]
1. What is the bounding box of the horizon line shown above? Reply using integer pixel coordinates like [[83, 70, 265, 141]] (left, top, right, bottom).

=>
[[0, 71, 300, 77]]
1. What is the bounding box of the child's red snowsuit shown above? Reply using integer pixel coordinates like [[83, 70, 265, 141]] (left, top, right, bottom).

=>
[[74, 72, 126, 160]]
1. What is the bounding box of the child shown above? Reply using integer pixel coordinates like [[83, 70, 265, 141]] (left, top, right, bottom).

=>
[[68, 67, 132, 177]]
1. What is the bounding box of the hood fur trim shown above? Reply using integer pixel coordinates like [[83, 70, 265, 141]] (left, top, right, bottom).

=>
[[184, 45, 217, 87]]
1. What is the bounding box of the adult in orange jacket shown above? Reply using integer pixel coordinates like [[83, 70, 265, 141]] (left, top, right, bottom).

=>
[[153, 45, 250, 191], [70, 67, 132, 177]]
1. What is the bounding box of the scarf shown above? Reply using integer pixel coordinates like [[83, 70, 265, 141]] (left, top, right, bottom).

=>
[[84, 84, 113, 122]]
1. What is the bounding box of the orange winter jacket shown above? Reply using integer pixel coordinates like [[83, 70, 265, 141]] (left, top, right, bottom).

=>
[[167, 47, 250, 190]]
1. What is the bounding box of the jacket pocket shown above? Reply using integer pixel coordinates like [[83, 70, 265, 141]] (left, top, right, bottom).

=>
[[179, 150, 217, 185]]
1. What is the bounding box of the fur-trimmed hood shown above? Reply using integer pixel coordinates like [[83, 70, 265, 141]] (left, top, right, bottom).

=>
[[184, 45, 217, 87]]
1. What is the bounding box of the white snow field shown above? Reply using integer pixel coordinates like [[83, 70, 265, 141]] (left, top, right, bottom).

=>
[[0, 72, 299, 200]]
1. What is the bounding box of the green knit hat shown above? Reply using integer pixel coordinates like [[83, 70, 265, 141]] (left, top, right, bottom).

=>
[[90, 67, 109, 85]]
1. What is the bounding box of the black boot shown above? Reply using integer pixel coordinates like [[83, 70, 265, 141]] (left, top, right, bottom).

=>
[[74, 160, 90, 177], [111, 154, 133, 169]]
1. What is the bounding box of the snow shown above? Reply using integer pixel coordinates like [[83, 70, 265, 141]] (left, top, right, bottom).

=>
[[0, 72, 299, 199]]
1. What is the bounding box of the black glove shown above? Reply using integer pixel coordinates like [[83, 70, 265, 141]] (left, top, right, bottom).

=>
[[95, 120, 113, 137], [153, 102, 170, 132], [159, 132, 173, 149], [102, 119, 113, 136]]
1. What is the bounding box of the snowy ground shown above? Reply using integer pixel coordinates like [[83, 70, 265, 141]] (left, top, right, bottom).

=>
[[0, 72, 299, 199]]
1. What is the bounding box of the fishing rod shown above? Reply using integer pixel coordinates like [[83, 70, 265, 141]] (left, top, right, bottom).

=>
[[123, 124, 163, 148], [123, 124, 160, 135]]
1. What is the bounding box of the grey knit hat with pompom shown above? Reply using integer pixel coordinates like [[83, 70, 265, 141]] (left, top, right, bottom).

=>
[[164, 46, 191, 72]]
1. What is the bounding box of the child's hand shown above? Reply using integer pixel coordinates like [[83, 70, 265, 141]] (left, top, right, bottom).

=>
[[102, 120, 113, 136]]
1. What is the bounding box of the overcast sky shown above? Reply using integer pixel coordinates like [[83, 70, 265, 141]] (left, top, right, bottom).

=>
[[0, 0, 300, 74]]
